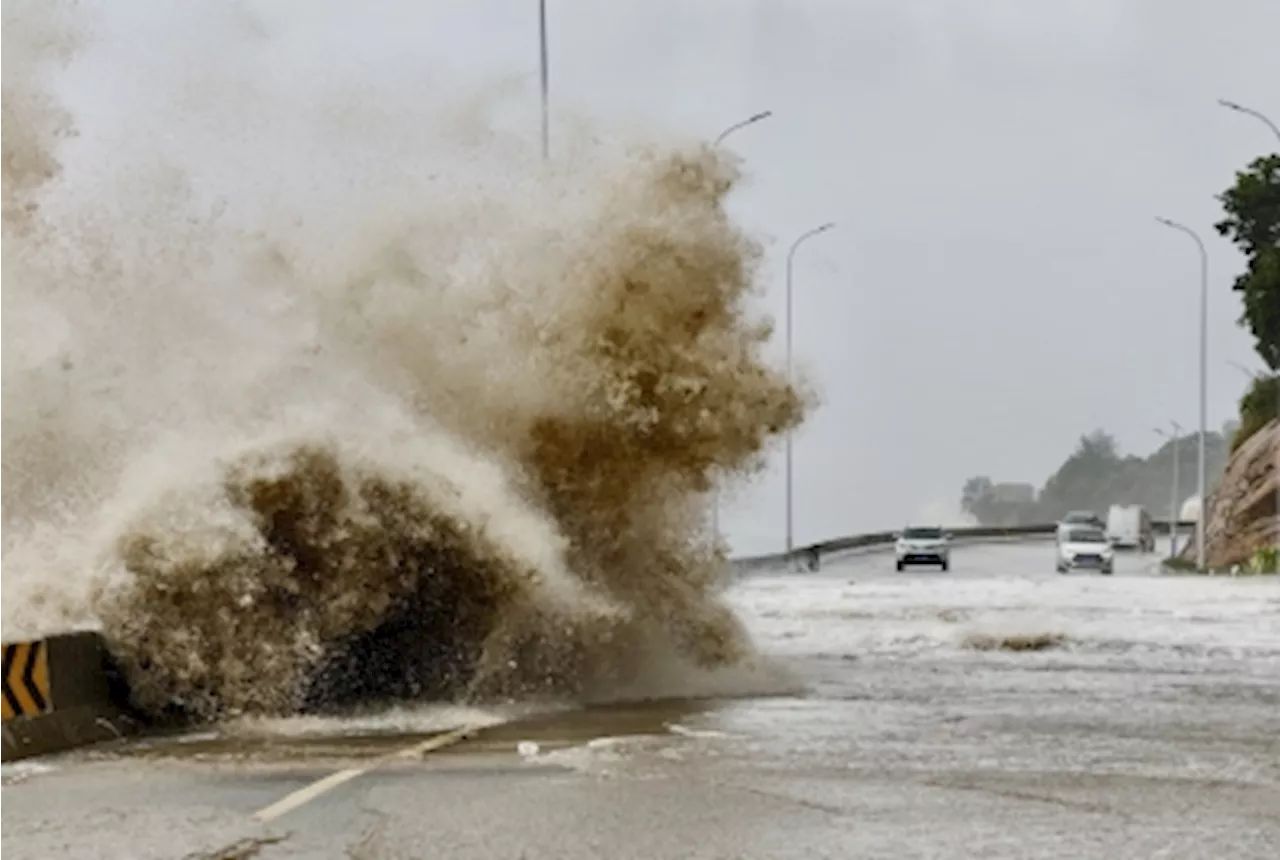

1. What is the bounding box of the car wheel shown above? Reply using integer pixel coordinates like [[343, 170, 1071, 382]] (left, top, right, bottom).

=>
[[940, 560, 950, 572], [1101, 567, 1113, 576], [896, 560, 904, 571]]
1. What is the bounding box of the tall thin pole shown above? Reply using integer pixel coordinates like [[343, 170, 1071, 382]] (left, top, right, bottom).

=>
[[1157, 422, 1182, 556], [1218, 99, 1280, 550], [708, 111, 773, 548], [538, 0, 549, 161], [1170, 422, 1181, 557], [784, 222, 836, 557], [1156, 217, 1209, 571]]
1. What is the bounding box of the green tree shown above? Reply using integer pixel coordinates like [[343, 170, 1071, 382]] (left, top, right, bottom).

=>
[[963, 428, 1232, 526], [1037, 430, 1122, 519], [1232, 373, 1280, 451], [1215, 154, 1280, 370]]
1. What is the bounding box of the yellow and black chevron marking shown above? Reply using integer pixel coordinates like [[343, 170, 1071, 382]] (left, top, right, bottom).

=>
[[2, 641, 51, 721]]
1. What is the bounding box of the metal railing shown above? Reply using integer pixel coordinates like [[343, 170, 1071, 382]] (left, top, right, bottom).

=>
[[730, 519, 1196, 574]]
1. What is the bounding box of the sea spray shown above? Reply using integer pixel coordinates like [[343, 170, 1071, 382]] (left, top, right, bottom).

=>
[[1, 0, 811, 720]]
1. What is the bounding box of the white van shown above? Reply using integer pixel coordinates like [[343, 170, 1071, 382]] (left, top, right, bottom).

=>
[[1105, 504, 1154, 552]]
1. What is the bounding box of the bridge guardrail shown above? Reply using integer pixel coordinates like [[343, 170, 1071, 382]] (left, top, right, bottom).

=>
[[730, 519, 1196, 573]]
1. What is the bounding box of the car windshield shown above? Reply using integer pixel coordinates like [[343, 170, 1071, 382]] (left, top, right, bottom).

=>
[[1066, 528, 1106, 544], [902, 527, 943, 539]]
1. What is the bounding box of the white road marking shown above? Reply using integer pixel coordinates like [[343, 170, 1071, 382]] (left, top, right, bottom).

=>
[[251, 723, 487, 824]]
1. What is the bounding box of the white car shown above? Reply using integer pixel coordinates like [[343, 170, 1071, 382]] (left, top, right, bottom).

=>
[[895, 526, 952, 572], [1056, 525, 1114, 575]]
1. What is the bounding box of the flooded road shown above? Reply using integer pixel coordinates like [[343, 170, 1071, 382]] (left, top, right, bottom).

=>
[[4, 541, 1279, 859]]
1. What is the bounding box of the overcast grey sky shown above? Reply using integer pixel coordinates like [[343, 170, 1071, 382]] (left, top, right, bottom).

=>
[[27, 0, 1280, 557], [473, 0, 1276, 553], [511, 0, 1278, 553]]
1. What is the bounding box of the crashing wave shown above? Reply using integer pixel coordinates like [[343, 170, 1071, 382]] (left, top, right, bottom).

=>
[[1, 0, 810, 721]]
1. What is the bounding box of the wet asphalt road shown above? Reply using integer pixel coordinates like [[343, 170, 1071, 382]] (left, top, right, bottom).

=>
[[4, 541, 1279, 859]]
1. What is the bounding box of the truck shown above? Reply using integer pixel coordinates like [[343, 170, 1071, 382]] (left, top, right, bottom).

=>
[[1105, 504, 1154, 552]]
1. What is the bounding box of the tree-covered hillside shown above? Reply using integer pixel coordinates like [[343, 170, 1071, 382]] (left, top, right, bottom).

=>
[[1215, 153, 1279, 451], [961, 429, 1230, 526]]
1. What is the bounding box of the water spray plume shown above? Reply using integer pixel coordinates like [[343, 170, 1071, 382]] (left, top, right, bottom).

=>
[[1, 0, 811, 721]]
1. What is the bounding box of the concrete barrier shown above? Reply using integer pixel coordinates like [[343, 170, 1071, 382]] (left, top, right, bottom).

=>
[[730, 519, 1196, 574], [1, 632, 138, 763]]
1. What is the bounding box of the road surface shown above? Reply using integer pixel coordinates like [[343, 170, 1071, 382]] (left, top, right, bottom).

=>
[[4, 542, 1279, 859]]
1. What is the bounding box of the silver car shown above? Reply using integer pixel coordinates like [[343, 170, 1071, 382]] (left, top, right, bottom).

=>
[[1056, 525, 1115, 575], [895, 526, 952, 572]]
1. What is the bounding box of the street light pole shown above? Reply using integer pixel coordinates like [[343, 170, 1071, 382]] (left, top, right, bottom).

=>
[[708, 111, 773, 549], [538, 0, 549, 161], [1218, 99, 1280, 146], [784, 222, 836, 558], [1155, 217, 1209, 571], [1218, 100, 1279, 551], [1154, 421, 1183, 556], [1227, 359, 1267, 382], [714, 111, 773, 146]]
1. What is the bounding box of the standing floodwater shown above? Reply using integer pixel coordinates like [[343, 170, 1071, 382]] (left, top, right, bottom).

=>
[[4, 542, 1278, 859]]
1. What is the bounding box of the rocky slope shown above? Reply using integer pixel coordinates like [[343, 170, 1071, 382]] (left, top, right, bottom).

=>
[[1183, 419, 1279, 568]]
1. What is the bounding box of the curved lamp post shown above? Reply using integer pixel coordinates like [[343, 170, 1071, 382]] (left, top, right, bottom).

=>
[[714, 111, 774, 146], [1155, 217, 1209, 571], [709, 111, 773, 547], [1218, 99, 1280, 146], [784, 222, 836, 557]]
